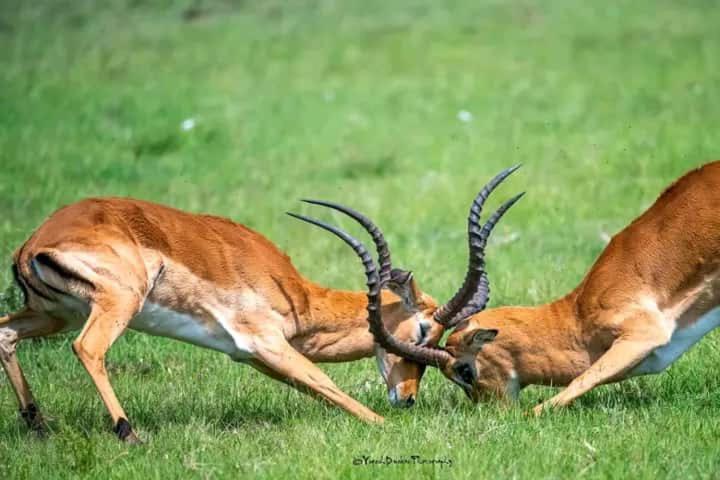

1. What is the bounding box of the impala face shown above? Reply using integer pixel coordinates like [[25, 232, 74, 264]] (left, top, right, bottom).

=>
[[441, 325, 514, 403], [376, 315, 442, 407], [375, 271, 443, 407]]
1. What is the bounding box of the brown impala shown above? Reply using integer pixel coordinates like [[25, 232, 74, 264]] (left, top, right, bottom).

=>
[[0, 183, 512, 443], [310, 161, 720, 415]]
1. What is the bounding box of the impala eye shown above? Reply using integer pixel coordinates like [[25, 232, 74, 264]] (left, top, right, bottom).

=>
[[416, 321, 430, 345], [454, 363, 475, 385]]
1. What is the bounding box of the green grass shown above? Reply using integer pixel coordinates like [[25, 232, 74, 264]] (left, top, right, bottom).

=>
[[1, 0, 720, 478]]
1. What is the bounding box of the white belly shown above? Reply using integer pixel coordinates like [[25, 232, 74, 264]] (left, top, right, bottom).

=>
[[130, 302, 248, 359], [631, 306, 720, 376]]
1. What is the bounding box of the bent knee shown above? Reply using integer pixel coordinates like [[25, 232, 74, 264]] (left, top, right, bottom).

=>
[[71, 338, 103, 365], [0, 327, 18, 346], [0, 330, 19, 363]]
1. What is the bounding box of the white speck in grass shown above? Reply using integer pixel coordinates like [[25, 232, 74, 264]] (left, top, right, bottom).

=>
[[180, 118, 196, 131], [457, 110, 473, 123], [599, 231, 612, 244]]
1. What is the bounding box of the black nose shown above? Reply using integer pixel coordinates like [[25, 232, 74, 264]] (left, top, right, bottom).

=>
[[405, 395, 416, 407]]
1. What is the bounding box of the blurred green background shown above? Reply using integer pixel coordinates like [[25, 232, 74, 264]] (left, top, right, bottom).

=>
[[1, 1, 719, 478]]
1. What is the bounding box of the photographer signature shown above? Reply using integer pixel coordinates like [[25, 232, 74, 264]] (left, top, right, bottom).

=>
[[352, 455, 453, 468]]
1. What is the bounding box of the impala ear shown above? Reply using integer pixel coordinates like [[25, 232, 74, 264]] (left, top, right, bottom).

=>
[[386, 268, 421, 311], [466, 329, 498, 350]]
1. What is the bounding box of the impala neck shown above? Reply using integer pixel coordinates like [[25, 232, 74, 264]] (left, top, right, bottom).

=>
[[288, 283, 388, 363], [481, 291, 591, 387]]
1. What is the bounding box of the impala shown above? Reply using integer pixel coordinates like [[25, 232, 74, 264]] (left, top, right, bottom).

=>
[[314, 161, 720, 414], [1, 195, 451, 443]]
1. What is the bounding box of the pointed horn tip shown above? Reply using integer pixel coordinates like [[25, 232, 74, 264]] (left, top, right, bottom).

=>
[[300, 198, 343, 208], [286, 211, 319, 224], [478, 164, 523, 195], [503, 164, 522, 176], [501, 192, 526, 208]]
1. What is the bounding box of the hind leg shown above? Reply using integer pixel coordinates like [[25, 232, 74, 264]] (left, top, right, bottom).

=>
[[0, 309, 64, 433], [72, 295, 142, 443]]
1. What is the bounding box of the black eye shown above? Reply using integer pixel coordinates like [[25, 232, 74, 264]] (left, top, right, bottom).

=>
[[416, 322, 430, 344], [454, 363, 475, 385]]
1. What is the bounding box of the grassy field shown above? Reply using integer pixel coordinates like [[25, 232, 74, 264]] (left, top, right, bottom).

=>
[[1, 1, 720, 478]]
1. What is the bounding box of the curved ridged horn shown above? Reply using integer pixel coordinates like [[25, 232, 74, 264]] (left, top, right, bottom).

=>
[[434, 165, 523, 327], [300, 199, 393, 286], [287, 212, 453, 368], [443, 192, 524, 327]]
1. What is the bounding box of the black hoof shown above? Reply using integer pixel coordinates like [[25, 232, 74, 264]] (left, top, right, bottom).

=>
[[20, 403, 47, 436], [114, 418, 143, 444]]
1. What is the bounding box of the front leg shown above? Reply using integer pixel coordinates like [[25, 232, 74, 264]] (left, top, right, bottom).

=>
[[533, 311, 670, 416], [250, 329, 383, 424]]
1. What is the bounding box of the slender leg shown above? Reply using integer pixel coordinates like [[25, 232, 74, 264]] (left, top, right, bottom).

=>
[[250, 330, 383, 424], [533, 313, 669, 416], [0, 310, 63, 433], [71, 297, 142, 443]]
